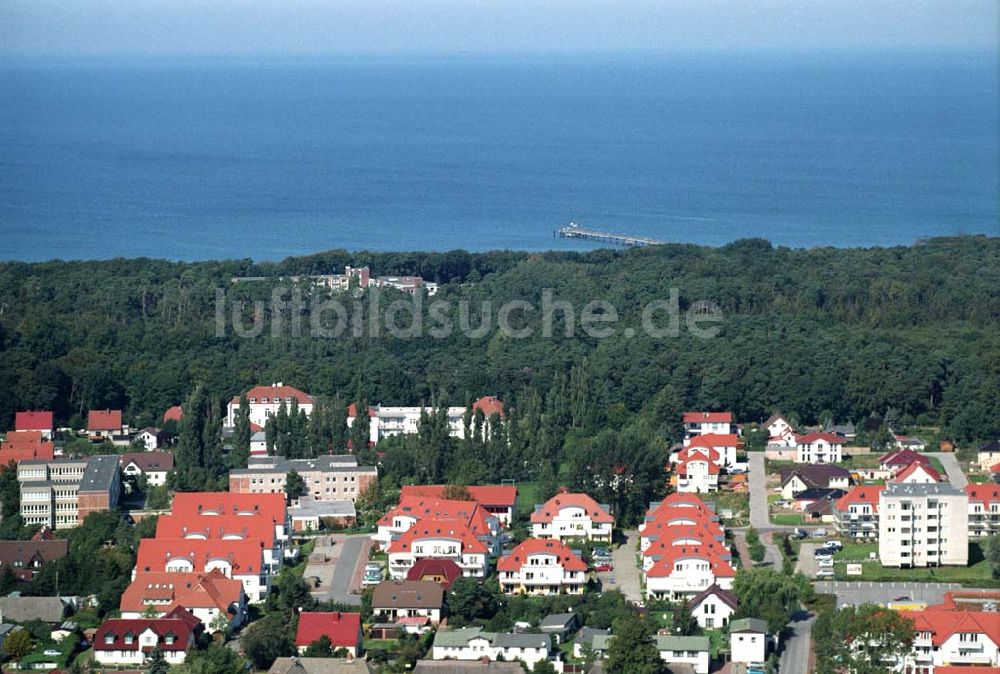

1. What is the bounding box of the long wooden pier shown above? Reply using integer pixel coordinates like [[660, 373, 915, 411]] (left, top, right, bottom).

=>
[[556, 222, 665, 247]]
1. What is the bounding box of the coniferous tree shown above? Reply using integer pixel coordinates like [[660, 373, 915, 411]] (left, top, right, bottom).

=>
[[350, 401, 370, 453], [232, 394, 252, 467]]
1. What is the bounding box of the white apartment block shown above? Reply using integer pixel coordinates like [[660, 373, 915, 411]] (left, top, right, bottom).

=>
[[878, 483, 968, 568], [795, 432, 844, 464], [530, 493, 614, 542], [497, 539, 587, 595], [225, 383, 314, 428]]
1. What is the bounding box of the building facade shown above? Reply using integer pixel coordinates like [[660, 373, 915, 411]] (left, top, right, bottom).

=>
[[878, 483, 968, 568], [229, 455, 377, 502], [18, 456, 121, 529]]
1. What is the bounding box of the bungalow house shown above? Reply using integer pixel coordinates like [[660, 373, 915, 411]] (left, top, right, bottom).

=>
[[894, 434, 928, 452], [294, 612, 363, 657], [654, 634, 711, 674], [539, 612, 580, 644], [431, 627, 552, 670], [14, 411, 54, 441], [0, 539, 68, 581], [119, 570, 247, 633], [894, 462, 942, 485], [497, 538, 587, 595], [688, 584, 738, 629], [794, 432, 844, 464], [977, 440, 1000, 472], [530, 493, 613, 542], [120, 451, 174, 487], [779, 464, 852, 500], [730, 617, 770, 665], [93, 607, 200, 666], [573, 627, 611, 659], [406, 558, 463, 589], [792, 488, 846, 513], [371, 580, 444, 626], [0, 596, 69, 623], [88, 409, 127, 444], [824, 420, 857, 442]]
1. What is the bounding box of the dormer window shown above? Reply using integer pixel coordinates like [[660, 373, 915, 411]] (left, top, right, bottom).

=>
[[164, 634, 175, 645], [124, 633, 134, 645], [104, 634, 115, 645]]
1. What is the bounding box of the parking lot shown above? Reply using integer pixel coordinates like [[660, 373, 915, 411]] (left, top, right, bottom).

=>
[[304, 534, 372, 606], [814, 581, 966, 609]]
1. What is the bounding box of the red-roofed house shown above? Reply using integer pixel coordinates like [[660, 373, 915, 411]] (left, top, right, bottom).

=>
[[684, 433, 741, 467], [0, 431, 55, 464], [879, 449, 931, 473], [294, 612, 363, 656], [965, 484, 1000, 539], [94, 607, 200, 666], [673, 446, 721, 494], [794, 432, 844, 464], [902, 607, 1000, 669], [399, 484, 518, 525], [87, 409, 125, 443], [225, 383, 314, 428], [135, 538, 270, 602], [15, 411, 53, 440], [471, 396, 505, 419], [406, 558, 463, 588], [170, 492, 288, 542], [683, 412, 735, 438], [832, 485, 885, 539], [375, 497, 500, 554], [120, 570, 246, 633], [163, 405, 183, 424], [155, 511, 281, 572], [894, 462, 941, 485], [497, 539, 587, 595], [530, 493, 613, 542], [645, 544, 736, 601], [387, 519, 490, 579]]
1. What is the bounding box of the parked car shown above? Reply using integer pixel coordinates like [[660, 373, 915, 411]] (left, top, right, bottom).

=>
[[814, 548, 833, 559], [592, 547, 611, 558], [818, 557, 834, 568], [792, 528, 808, 539], [595, 563, 614, 572], [816, 568, 835, 578], [823, 540, 843, 551], [362, 563, 383, 586]]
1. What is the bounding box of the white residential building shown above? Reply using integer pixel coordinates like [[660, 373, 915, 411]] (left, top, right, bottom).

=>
[[497, 539, 587, 595], [903, 606, 1000, 669], [529, 493, 613, 542], [729, 618, 770, 665], [794, 432, 844, 464], [966, 483, 1000, 538], [348, 396, 504, 445], [225, 383, 314, 428], [387, 521, 490, 579], [674, 447, 721, 494], [431, 628, 552, 670], [878, 483, 968, 568], [683, 411, 735, 438], [655, 635, 711, 674], [687, 584, 738, 630]]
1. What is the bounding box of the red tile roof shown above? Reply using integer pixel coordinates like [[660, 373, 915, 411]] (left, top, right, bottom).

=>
[[88, 409, 123, 432], [231, 384, 313, 407], [346, 403, 378, 418], [965, 484, 1000, 506], [642, 525, 725, 551], [530, 493, 613, 524], [794, 432, 844, 445], [95, 608, 200, 653], [497, 538, 587, 572], [687, 433, 741, 449], [894, 462, 941, 483], [834, 485, 886, 512], [0, 431, 55, 463], [378, 497, 492, 535], [170, 492, 287, 521], [120, 570, 243, 615], [136, 538, 266, 576], [163, 406, 183, 423], [155, 513, 277, 547], [406, 559, 463, 588], [388, 518, 488, 555], [399, 485, 517, 509], [683, 412, 732, 424], [676, 457, 721, 476], [646, 545, 736, 579], [120, 451, 174, 473], [878, 449, 930, 467], [471, 396, 505, 419], [15, 411, 53, 431], [905, 607, 1000, 647], [294, 612, 362, 649]]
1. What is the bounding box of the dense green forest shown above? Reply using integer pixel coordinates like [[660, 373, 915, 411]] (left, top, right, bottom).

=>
[[1, 236, 997, 448]]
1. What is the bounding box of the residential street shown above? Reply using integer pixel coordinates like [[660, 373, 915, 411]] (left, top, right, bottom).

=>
[[778, 610, 814, 674], [929, 452, 968, 488], [602, 529, 644, 605], [748, 453, 771, 530], [305, 534, 371, 606]]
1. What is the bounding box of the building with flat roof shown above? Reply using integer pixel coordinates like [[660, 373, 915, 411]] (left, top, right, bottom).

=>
[[879, 482, 968, 568], [18, 456, 121, 529], [229, 454, 377, 502]]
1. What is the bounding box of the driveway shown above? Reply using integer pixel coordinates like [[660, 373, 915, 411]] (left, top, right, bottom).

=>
[[813, 581, 968, 609], [601, 529, 643, 605], [748, 453, 771, 529], [778, 610, 814, 674], [928, 452, 968, 488], [796, 543, 818, 578], [305, 534, 372, 606]]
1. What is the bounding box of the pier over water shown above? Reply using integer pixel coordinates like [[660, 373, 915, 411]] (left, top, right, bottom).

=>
[[556, 222, 665, 247]]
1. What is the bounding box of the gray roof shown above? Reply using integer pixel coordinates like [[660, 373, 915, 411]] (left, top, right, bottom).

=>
[[79, 455, 121, 492], [883, 482, 964, 497], [654, 635, 710, 652], [491, 632, 551, 649], [433, 627, 485, 648], [575, 627, 611, 646], [539, 612, 579, 630], [371, 580, 443, 610], [433, 627, 550, 650], [591, 634, 613, 651], [232, 454, 376, 476], [268, 658, 375, 674], [413, 662, 525, 674], [290, 496, 356, 519], [0, 596, 68, 623], [730, 617, 768, 634], [779, 464, 851, 488]]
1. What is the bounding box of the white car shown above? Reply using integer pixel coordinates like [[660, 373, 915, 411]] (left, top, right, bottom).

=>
[[816, 568, 835, 578], [818, 558, 834, 568]]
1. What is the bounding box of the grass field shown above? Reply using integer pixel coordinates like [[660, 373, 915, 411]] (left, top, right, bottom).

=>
[[516, 482, 539, 517], [833, 541, 1000, 587], [772, 513, 803, 526], [702, 492, 750, 526]]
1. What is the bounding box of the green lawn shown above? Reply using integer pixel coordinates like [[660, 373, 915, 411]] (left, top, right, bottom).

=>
[[836, 542, 878, 561], [772, 513, 803, 526], [968, 474, 993, 484], [702, 492, 750, 526], [833, 542, 1000, 587], [517, 482, 539, 515]]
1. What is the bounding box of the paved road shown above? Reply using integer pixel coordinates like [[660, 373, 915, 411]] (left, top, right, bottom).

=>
[[748, 453, 771, 529], [929, 452, 968, 488], [306, 534, 370, 606], [814, 581, 965, 609], [779, 610, 814, 674], [796, 543, 818, 578], [601, 529, 643, 605]]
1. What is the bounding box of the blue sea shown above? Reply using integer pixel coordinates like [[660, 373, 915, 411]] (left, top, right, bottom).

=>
[[0, 52, 997, 261]]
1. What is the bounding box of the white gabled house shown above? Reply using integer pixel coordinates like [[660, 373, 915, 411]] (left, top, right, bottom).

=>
[[497, 538, 587, 595], [687, 584, 738, 630], [387, 519, 490, 580], [431, 627, 552, 670], [530, 493, 613, 542], [794, 432, 844, 464]]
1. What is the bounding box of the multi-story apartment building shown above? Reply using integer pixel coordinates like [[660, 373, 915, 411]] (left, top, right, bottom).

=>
[[228, 455, 377, 502], [902, 604, 1000, 670], [387, 520, 490, 580], [833, 485, 885, 540], [347, 396, 504, 446], [224, 383, 314, 428], [18, 456, 121, 530], [530, 493, 614, 542], [966, 483, 1000, 538], [878, 483, 968, 568], [497, 539, 587, 595]]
